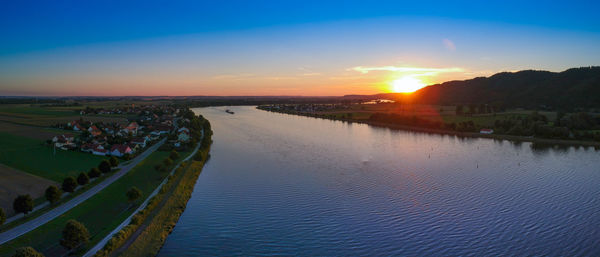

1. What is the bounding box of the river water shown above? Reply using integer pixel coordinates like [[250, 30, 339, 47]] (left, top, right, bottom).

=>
[[159, 106, 600, 256]]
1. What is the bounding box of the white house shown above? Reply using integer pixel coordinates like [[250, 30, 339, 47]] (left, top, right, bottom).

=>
[[92, 145, 108, 156], [110, 144, 133, 157]]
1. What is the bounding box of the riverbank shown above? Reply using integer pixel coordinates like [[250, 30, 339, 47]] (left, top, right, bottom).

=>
[[258, 108, 600, 148], [90, 118, 213, 257]]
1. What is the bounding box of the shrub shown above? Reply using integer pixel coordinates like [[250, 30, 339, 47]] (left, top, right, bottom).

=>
[[126, 187, 142, 203], [11, 246, 45, 257], [77, 172, 90, 185], [62, 177, 77, 193], [13, 195, 33, 215], [109, 156, 119, 167], [163, 157, 173, 166], [60, 220, 90, 250], [45, 185, 62, 204], [169, 150, 179, 160], [0, 208, 5, 226], [88, 167, 101, 178], [99, 160, 111, 173]]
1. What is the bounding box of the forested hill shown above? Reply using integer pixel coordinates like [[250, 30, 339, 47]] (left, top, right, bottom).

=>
[[387, 67, 600, 110]]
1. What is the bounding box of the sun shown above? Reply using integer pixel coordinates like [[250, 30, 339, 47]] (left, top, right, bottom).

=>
[[392, 76, 426, 93]]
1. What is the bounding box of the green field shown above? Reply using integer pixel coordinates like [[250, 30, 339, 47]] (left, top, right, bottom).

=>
[[0, 132, 105, 182], [0, 150, 187, 256], [0, 105, 77, 117]]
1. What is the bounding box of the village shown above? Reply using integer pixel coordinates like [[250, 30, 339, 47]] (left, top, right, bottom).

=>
[[50, 105, 193, 159]]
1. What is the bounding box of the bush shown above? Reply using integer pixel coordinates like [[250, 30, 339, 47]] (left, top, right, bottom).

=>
[[11, 247, 45, 257], [62, 177, 77, 193], [45, 185, 62, 204], [109, 156, 119, 167], [0, 208, 5, 226], [60, 220, 90, 250], [99, 160, 112, 173], [126, 187, 142, 203], [169, 150, 179, 160], [77, 172, 90, 185], [13, 195, 33, 215], [163, 157, 173, 166], [88, 167, 101, 178]]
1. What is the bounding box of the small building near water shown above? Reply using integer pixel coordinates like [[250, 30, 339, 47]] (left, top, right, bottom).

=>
[[480, 128, 494, 134]]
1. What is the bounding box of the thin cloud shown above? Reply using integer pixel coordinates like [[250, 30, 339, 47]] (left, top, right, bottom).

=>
[[350, 66, 464, 74], [443, 38, 456, 51]]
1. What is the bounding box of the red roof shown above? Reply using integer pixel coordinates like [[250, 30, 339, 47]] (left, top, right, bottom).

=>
[[110, 144, 131, 153]]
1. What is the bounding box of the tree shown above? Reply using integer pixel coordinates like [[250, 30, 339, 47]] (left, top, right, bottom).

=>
[[126, 187, 142, 203], [163, 157, 173, 166], [13, 195, 33, 215], [154, 164, 162, 171], [62, 177, 77, 193], [11, 247, 45, 257], [88, 167, 101, 178], [45, 185, 62, 204], [99, 160, 111, 173], [60, 220, 90, 250], [77, 172, 89, 185], [170, 150, 179, 160], [0, 208, 5, 226], [109, 156, 119, 167]]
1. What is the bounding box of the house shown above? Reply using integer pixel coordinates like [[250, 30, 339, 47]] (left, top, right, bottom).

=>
[[126, 122, 139, 135], [92, 145, 108, 156], [178, 130, 190, 142], [150, 125, 171, 136], [81, 143, 95, 153], [480, 128, 494, 134], [73, 123, 85, 131], [89, 125, 102, 136], [53, 134, 76, 149], [130, 137, 147, 148], [110, 144, 133, 157], [52, 134, 74, 143]]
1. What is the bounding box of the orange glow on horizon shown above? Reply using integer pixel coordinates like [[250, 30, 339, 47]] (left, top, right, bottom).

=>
[[391, 76, 426, 93]]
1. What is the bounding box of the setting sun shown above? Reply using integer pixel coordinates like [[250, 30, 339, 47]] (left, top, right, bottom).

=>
[[392, 76, 426, 93]]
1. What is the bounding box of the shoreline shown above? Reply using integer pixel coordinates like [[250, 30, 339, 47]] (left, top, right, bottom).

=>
[[258, 108, 600, 148]]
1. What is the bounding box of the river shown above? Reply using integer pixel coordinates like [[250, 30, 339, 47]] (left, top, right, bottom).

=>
[[159, 106, 600, 256]]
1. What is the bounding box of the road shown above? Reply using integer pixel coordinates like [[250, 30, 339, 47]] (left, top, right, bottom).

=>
[[83, 137, 202, 257], [0, 138, 166, 245]]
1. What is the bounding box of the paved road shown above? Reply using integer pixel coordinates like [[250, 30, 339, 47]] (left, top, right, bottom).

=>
[[0, 138, 166, 245], [83, 139, 202, 257]]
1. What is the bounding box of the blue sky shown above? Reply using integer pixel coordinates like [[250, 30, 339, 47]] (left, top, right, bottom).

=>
[[1, 0, 599, 95]]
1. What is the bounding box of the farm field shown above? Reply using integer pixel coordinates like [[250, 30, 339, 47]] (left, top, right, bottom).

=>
[[0, 121, 68, 140], [0, 150, 187, 257], [0, 164, 58, 216], [0, 104, 129, 127], [0, 132, 105, 182]]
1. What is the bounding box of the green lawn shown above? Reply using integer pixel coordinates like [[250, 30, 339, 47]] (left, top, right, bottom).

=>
[[0, 150, 188, 256], [0, 132, 105, 182]]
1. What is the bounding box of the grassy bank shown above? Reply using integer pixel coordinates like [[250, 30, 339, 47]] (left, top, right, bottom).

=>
[[118, 144, 210, 257], [0, 150, 188, 256]]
